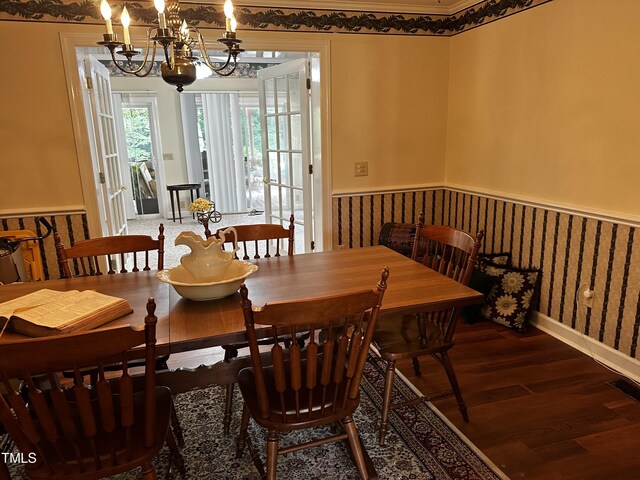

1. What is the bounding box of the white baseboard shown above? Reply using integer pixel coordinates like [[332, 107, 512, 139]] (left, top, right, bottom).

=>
[[530, 311, 640, 384]]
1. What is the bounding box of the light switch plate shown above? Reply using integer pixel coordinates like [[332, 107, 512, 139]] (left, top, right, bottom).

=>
[[354, 162, 368, 176]]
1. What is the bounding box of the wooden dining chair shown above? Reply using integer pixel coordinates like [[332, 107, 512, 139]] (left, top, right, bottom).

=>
[[0, 298, 185, 479], [205, 215, 296, 435], [373, 213, 483, 445], [54, 224, 165, 278], [235, 268, 389, 480], [210, 215, 295, 260], [54, 225, 169, 372]]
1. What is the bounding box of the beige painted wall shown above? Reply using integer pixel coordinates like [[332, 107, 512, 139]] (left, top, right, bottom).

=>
[[330, 34, 450, 192], [0, 22, 88, 214], [446, 0, 640, 219], [0, 21, 450, 216]]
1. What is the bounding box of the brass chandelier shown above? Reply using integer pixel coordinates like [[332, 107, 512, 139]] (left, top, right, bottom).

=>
[[98, 0, 244, 92]]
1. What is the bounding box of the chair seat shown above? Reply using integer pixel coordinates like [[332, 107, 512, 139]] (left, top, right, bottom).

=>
[[25, 387, 173, 480], [373, 312, 453, 360], [238, 365, 360, 431]]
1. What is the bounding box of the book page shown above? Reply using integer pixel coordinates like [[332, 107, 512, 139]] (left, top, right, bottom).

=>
[[0, 289, 78, 320], [15, 290, 126, 330]]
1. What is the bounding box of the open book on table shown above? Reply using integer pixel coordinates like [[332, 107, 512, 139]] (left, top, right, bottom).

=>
[[0, 289, 133, 337]]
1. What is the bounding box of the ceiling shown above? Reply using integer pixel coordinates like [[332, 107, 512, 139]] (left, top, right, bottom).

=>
[[233, 0, 484, 15]]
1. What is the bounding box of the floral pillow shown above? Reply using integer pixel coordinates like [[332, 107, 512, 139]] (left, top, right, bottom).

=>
[[480, 266, 541, 333], [476, 253, 512, 270], [461, 253, 512, 324]]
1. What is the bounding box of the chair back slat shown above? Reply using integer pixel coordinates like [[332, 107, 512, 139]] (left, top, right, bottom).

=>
[[239, 268, 388, 425], [55, 225, 164, 278], [0, 299, 158, 476], [410, 214, 484, 343], [97, 367, 116, 433], [212, 215, 295, 260]]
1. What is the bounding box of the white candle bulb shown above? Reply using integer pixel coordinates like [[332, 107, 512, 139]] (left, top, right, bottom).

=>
[[181, 19, 190, 41], [121, 6, 131, 45], [100, 0, 114, 35], [154, 0, 167, 28], [230, 16, 237, 33], [224, 0, 233, 31]]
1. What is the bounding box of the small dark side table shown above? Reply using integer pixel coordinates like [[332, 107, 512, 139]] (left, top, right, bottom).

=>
[[166, 183, 201, 223]]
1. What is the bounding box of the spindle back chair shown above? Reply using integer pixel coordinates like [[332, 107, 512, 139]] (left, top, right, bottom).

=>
[[373, 213, 483, 445], [205, 215, 296, 435], [0, 298, 183, 479], [211, 215, 295, 260], [55, 225, 164, 278], [235, 268, 389, 480]]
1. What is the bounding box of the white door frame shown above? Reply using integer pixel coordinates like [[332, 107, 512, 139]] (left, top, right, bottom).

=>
[[60, 32, 333, 249]]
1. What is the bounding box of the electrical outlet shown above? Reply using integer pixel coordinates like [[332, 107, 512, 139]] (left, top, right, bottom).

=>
[[582, 288, 594, 308]]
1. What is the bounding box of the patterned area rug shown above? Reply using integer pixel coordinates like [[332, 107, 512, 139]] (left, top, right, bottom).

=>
[[5, 357, 505, 479]]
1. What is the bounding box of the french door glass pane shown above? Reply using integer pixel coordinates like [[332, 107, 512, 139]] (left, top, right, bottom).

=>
[[289, 72, 300, 112], [269, 152, 278, 182], [278, 116, 289, 150], [265, 79, 275, 114], [292, 153, 303, 188], [279, 152, 290, 185], [276, 76, 287, 113], [290, 114, 302, 150], [266, 116, 276, 149]]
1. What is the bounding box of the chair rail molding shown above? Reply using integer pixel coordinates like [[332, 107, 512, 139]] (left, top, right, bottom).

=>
[[0, 206, 86, 217], [445, 183, 640, 229]]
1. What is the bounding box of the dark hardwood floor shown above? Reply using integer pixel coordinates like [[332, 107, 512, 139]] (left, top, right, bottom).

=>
[[395, 319, 640, 480], [167, 318, 640, 479]]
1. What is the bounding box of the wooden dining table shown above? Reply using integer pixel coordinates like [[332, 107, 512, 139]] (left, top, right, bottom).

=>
[[0, 246, 483, 356]]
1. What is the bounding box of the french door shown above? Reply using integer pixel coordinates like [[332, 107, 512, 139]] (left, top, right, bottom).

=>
[[258, 59, 313, 251], [84, 56, 128, 237]]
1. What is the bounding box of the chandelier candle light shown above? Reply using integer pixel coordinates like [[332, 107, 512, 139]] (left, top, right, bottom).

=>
[[98, 0, 244, 92]]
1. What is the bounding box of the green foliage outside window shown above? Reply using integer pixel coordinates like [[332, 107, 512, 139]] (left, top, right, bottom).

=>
[[123, 107, 152, 162]]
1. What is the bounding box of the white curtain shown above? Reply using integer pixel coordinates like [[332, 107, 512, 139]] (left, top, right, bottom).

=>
[[179, 94, 204, 187], [202, 93, 246, 213]]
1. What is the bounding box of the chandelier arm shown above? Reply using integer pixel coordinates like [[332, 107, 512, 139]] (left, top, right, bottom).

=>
[[215, 58, 238, 77], [195, 31, 235, 73], [108, 28, 157, 76], [134, 41, 159, 77], [109, 49, 147, 75]]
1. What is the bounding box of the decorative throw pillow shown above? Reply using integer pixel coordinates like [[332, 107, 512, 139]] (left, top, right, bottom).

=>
[[476, 252, 512, 270], [461, 253, 512, 324], [378, 222, 415, 258], [480, 265, 541, 333], [461, 269, 498, 324]]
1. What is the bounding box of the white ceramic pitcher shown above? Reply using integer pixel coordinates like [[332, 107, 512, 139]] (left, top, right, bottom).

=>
[[174, 227, 239, 282]]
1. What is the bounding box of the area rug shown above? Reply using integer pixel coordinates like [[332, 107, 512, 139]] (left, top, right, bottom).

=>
[[5, 357, 505, 479]]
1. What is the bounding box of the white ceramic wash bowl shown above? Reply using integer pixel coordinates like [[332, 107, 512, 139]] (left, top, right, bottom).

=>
[[156, 260, 258, 301]]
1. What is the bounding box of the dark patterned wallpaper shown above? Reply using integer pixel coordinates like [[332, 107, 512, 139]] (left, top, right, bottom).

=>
[[0, 0, 553, 36]]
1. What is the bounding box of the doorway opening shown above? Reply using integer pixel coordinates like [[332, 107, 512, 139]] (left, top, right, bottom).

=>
[[76, 47, 324, 265], [114, 95, 164, 218]]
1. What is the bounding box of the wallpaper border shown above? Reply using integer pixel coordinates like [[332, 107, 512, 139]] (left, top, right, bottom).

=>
[[0, 0, 553, 36]]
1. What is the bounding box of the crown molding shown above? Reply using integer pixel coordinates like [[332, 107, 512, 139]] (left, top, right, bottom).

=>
[[231, 0, 485, 15]]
